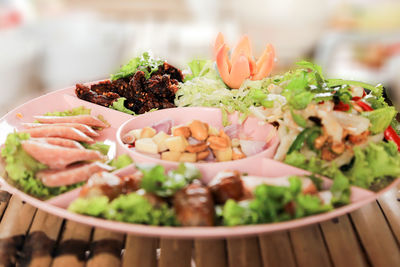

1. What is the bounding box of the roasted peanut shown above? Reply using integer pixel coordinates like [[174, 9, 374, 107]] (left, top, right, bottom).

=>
[[197, 150, 210, 160], [140, 127, 156, 138], [186, 142, 208, 153], [314, 134, 327, 149], [219, 130, 231, 146], [208, 136, 229, 150], [189, 120, 209, 141], [331, 142, 345, 154], [173, 126, 191, 139], [232, 147, 246, 160]]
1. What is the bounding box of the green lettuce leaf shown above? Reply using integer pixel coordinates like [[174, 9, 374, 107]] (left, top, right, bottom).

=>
[[82, 142, 110, 155], [108, 154, 133, 169], [138, 163, 200, 197], [111, 52, 164, 80], [68, 196, 109, 216], [362, 106, 396, 134], [109, 97, 136, 115], [184, 59, 210, 82]]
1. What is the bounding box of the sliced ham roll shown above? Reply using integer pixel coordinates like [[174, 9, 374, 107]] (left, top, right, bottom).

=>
[[22, 140, 104, 169], [34, 115, 108, 128], [23, 123, 99, 137], [37, 162, 113, 187], [241, 175, 317, 195], [31, 137, 84, 149], [22, 126, 94, 143]]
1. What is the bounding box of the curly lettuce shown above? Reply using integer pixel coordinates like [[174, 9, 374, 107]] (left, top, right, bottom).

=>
[[222, 176, 332, 226], [69, 193, 178, 226]]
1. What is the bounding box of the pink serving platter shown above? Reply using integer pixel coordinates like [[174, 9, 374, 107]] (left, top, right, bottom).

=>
[[0, 84, 398, 239]]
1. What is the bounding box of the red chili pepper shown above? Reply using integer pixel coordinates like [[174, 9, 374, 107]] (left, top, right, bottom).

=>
[[352, 96, 362, 101], [334, 101, 350, 111], [356, 100, 400, 151]]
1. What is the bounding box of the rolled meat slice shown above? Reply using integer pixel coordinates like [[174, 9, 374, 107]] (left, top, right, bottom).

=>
[[241, 175, 317, 195], [34, 115, 108, 128], [37, 162, 113, 187], [31, 137, 84, 149], [22, 140, 105, 169], [23, 123, 100, 137], [173, 181, 215, 226], [22, 126, 94, 143]]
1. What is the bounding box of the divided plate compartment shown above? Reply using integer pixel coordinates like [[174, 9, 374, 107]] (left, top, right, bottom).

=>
[[116, 106, 280, 184], [0, 84, 398, 238]]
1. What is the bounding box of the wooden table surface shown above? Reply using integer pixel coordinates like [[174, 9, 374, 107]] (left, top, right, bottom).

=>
[[0, 185, 399, 267]]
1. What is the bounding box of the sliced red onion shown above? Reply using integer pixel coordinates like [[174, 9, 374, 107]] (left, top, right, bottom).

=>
[[152, 119, 173, 134], [188, 137, 203, 145], [204, 148, 215, 162], [224, 124, 242, 139], [239, 139, 266, 157]]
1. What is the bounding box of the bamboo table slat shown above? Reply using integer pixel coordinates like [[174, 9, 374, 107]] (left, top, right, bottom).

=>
[[0, 185, 399, 267]]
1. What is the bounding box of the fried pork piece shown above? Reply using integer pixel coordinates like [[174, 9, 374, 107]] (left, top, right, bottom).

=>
[[22, 140, 104, 170], [34, 115, 108, 128], [37, 162, 113, 187], [80, 171, 142, 200], [76, 83, 120, 107], [173, 181, 215, 226], [75, 62, 183, 114], [209, 171, 245, 204], [23, 126, 94, 143], [23, 122, 100, 137]]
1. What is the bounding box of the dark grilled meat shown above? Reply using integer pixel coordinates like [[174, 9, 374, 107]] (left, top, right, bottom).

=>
[[173, 181, 215, 226], [75, 83, 120, 107], [209, 171, 245, 204], [75, 62, 183, 114]]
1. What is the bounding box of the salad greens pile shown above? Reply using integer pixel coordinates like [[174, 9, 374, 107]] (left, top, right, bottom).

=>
[[221, 176, 332, 226], [69, 193, 178, 226]]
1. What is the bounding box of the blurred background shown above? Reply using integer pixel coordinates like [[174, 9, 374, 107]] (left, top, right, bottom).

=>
[[1, 0, 400, 114]]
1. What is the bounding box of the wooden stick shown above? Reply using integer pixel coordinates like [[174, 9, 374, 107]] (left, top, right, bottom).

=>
[[0, 195, 37, 267], [226, 237, 262, 267], [289, 224, 332, 267], [51, 221, 92, 267], [320, 215, 367, 267], [0, 191, 11, 221], [159, 239, 193, 267], [86, 228, 124, 267], [194, 239, 227, 267], [122, 235, 158, 267], [350, 201, 400, 266], [19, 209, 64, 267], [258, 231, 296, 267]]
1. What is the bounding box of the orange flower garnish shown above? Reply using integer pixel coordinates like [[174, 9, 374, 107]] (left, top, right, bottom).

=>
[[213, 33, 276, 89]]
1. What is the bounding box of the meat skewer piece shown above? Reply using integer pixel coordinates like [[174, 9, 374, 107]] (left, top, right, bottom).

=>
[[37, 162, 113, 187], [22, 126, 94, 143], [23, 123, 100, 137], [173, 181, 215, 226], [31, 137, 84, 149], [79, 172, 142, 200], [22, 140, 104, 170], [34, 115, 108, 128], [209, 171, 245, 204]]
